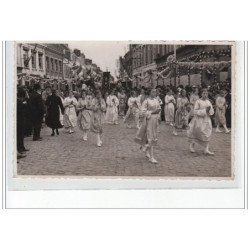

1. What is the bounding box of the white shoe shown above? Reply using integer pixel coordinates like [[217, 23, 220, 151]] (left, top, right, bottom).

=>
[[173, 131, 178, 136], [140, 146, 146, 153], [204, 149, 214, 155], [149, 157, 158, 164], [97, 142, 102, 147], [146, 151, 151, 159], [225, 130, 230, 134], [83, 136, 87, 141], [170, 123, 173, 126], [216, 129, 222, 133], [190, 145, 195, 153]]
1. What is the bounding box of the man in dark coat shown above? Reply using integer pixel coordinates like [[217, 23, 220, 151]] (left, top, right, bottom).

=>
[[225, 89, 231, 128], [45, 89, 64, 136], [17, 87, 29, 159], [30, 83, 45, 141]]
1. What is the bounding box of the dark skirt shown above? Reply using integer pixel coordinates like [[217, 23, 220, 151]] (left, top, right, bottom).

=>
[[45, 107, 63, 129]]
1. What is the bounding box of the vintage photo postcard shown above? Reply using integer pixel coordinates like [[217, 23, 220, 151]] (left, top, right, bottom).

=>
[[10, 40, 236, 184]]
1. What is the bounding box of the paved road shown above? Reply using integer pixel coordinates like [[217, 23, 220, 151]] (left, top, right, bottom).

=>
[[17, 118, 232, 177]]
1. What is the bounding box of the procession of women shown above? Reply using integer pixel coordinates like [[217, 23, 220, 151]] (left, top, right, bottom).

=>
[[17, 81, 231, 164]]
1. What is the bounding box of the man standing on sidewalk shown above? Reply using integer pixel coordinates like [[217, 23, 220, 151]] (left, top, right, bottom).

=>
[[30, 83, 45, 141]]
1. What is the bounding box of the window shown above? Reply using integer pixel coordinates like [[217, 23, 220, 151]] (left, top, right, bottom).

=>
[[50, 58, 54, 71], [31, 51, 36, 69], [159, 45, 163, 56], [59, 61, 62, 72], [46, 56, 49, 70], [38, 53, 43, 69], [23, 48, 29, 68], [55, 59, 58, 71], [150, 45, 154, 63]]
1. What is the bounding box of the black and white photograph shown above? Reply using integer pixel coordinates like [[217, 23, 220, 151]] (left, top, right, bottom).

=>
[[15, 41, 234, 178]]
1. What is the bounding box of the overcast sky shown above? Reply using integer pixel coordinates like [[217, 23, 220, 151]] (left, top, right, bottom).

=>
[[68, 41, 129, 78]]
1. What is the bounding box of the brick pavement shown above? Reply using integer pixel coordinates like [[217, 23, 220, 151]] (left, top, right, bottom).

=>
[[17, 118, 232, 177]]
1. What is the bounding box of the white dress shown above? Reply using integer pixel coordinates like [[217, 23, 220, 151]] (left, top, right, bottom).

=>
[[189, 93, 199, 118], [164, 95, 175, 123], [59, 96, 64, 125], [124, 97, 140, 125], [77, 97, 92, 131], [105, 95, 119, 124], [215, 96, 226, 125], [135, 98, 161, 146], [63, 96, 78, 128], [187, 99, 214, 145]]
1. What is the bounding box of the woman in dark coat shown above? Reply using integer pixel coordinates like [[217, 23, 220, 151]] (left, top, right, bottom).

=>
[[45, 89, 64, 136]]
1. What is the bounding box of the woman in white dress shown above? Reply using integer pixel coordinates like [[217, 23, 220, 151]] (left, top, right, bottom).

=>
[[135, 88, 161, 164], [173, 89, 189, 136], [215, 90, 230, 133], [77, 90, 92, 141], [189, 87, 199, 121], [63, 90, 78, 134], [117, 89, 127, 117], [137, 88, 147, 127], [57, 90, 65, 126], [123, 90, 140, 129], [156, 89, 163, 133], [91, 90, 106, 147], [187, 88, 215, 155], [105, 90, 119, 125], [164, 88, 176, 126]]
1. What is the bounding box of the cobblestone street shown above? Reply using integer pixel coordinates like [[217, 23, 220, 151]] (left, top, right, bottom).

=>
[[17, 118, 232, 177]]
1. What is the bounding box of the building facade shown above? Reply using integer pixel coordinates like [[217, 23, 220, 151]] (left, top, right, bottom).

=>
[[175, 45, 231, 86], [16, 43, 46, 86], [130, 44, 175, 87], [44, 44, 69, 89], [119, 43, 232, 88]]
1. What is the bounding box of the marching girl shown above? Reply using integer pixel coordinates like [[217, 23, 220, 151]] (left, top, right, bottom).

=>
[[137, 88, 147, 127], [91, 90, 106, 147], [215, 90, 230, 133], [187, 88, 215, 155], [56, 90, 65, 126], [164, 88, 176, 126], [156, 88, 163, 132], [105, 89, 119, 125], [189, 86, 200, 122], [118, 89, 127, 117], [135, 88, 161, 164], [123, 90, 140, 129], [63, 90, 78, 134], [77, 90, 92, 141], [173, 89, 190, 136]]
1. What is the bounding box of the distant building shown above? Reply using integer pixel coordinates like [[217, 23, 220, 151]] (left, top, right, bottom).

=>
[[16, 43, 46, 86], [130, 44, 175, 87], [120, 43, 232, 88], [43, 44, 73, 90], [175, 45, 231, 86]]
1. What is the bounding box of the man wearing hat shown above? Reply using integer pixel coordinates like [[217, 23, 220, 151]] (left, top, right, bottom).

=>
[[30, 83, 45, 141]]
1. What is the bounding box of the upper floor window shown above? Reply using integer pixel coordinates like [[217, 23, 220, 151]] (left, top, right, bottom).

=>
[[50, 58, 54, 71], [55, 59, 58, 72], [31, 51, 36, 69], [59, 61, 62, 72], [38, 53, 43, 69], [46, 56, 49, 70], [23, 48, 29, 68]]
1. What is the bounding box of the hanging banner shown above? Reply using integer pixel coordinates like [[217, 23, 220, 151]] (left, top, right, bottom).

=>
[[179, 75, 189, 86], [190, 74, 201, 85]]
